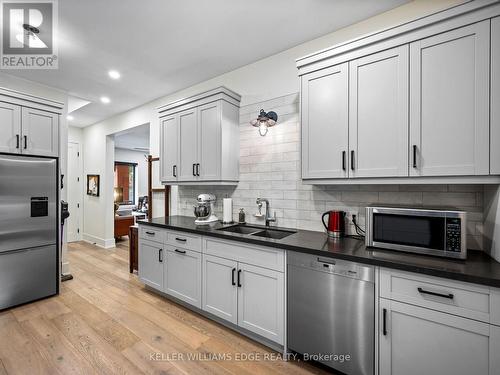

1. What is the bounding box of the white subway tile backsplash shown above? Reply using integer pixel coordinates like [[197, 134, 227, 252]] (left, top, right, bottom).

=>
[[177, 93, 486, 250]]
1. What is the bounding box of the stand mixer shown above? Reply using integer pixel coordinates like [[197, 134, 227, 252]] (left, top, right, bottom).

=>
[[194, 194, 219, 224]]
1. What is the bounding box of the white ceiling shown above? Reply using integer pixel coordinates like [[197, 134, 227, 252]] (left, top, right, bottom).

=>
[[114, 123, 150, 151], [6, 0, 409, 127]]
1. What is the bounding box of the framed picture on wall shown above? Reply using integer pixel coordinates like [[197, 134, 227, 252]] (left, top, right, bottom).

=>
[[87, 174, 100, 197]]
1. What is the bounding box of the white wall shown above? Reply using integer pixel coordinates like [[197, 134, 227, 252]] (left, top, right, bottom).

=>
[[68, 126, 83, 144], [114, 148, 148, 200], [81, 0, 465, 246]]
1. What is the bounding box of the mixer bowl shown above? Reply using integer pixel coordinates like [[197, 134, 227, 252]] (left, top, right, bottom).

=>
[[194, 204, 210, 219]]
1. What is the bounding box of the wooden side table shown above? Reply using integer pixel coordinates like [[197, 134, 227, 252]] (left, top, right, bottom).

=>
[[129, 225, 138, 273]]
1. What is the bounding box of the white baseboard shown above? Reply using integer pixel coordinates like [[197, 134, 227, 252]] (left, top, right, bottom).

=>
[[83, 233, 116, 249]]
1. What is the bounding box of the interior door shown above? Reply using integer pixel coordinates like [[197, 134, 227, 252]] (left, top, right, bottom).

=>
[[409, 21, 490, 176], [21, 107, 59, 157], [379, 299, 491, 375], [160, 115, 178, 182], [198, 102, 220, 181], [492, 17, 500, 175], [301, 63, 349, 179], [178, 108, 198, 181], [349, 46, 409, 177], [0, 102, 21, 154], [202, 254, 238, 324], [67, 142, 82, 242], [237, 263, 284, 344]]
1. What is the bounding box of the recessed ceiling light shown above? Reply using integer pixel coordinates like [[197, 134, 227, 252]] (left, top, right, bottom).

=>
[[108, 70, 121, 79], [100, 96, 111, 104], [66, 115, 74, 121]]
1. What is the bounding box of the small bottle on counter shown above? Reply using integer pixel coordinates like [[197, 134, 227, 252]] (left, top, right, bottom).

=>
[[238, 208, 246, 224]]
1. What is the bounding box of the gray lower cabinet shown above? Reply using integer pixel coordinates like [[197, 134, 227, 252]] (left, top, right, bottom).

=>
[[201, 253, 285, 345], [379, 298, 495, 375], [492, 16, 500, 175], [164, 246, 202, 308], [202, 254, 238, 324], [379, 269, 500, 375], [138, 239, 164, 290], [237, 263, 284, 344]]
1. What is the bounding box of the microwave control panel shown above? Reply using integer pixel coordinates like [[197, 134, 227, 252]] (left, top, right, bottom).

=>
[[445, 218, 462, 252]]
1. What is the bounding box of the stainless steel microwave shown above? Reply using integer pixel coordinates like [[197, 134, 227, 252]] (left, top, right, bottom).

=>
[[365, 206, 467, 259]]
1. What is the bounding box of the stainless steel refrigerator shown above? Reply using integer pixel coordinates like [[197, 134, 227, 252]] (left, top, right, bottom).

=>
[[0, 154, 58, 310]]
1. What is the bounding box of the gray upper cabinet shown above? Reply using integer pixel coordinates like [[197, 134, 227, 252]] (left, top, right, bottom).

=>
[[158, 87, 240, 185], [178, 108, 198, 182], [409, 21, 490, 177], [297, 3, 500, 184], [160, 115, 178, 183], [349, 46, 409, 178], [492, 17, 500, 175], [301, 63, 348, 179], [0, 102, 59, 157], [21, 107, 59, 157], [0, 102, 21, 154], [198, 101, 220, 181]]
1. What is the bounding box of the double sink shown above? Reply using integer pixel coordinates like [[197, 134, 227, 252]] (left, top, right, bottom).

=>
[[217, 224, 296, 240]]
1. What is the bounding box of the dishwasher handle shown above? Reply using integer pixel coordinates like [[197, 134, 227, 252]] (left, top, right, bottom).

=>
[[318, 257, 336, 265]]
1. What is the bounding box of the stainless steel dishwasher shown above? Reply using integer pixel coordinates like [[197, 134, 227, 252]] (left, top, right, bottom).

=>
[[287, 251, 375, 375]]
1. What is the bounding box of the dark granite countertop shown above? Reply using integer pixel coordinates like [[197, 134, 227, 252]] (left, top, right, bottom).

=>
[[138, 216, 500, 288]]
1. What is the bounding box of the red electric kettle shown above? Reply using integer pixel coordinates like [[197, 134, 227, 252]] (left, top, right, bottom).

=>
[[322, 210, 346, 238]]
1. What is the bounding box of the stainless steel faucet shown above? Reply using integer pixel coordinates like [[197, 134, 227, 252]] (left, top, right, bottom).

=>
[[256, 198, 276, 227]]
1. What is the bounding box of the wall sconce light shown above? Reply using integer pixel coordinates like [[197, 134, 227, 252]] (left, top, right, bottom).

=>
[[250, 109, 278, 136]]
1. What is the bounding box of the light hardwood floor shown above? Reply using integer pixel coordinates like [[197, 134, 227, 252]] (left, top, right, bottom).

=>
[[0, 241, 332, 375]]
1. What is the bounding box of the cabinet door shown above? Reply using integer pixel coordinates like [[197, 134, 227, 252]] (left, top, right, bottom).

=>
[[21, 107, 59, 157], [379, 299, 491, 375], [349, 46, 409, 177], [237, 263, 284, 344], [198, 102, 221, 181], [492, 17, 500, 175], [301, 63, 349, 179], [164, 247, 201, 308], [202, 254, 238, 324], [178, 108, 198, 181], [138, 240, 163, 290], [160, 115, 178, 182], [409, 21, 490, 176], [0, 102, 21, 154]]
